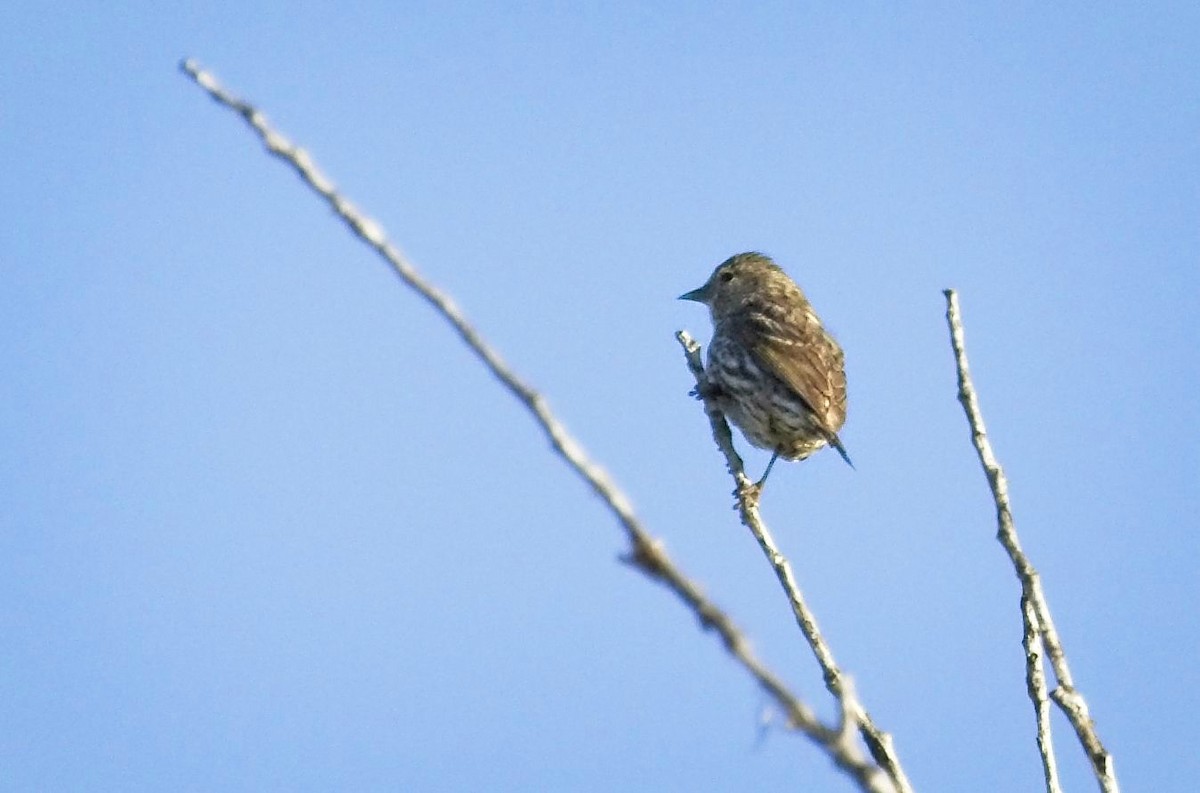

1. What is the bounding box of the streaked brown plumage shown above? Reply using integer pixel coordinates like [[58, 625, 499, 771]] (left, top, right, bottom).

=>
[[680, 252, 851, 484]]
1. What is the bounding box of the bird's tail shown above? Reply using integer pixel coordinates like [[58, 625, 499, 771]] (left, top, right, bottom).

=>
[[829, 434, 855, 470]]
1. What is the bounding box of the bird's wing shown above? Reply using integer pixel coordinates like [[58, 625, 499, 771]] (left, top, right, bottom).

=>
[[730, 310, 848, 436]]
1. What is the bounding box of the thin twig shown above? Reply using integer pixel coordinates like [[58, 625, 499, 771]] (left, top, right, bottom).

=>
[[676, 330, 911, 793], [180, 58, 895, 793], [1023, 596, 1063, 793], [944, 289, 1118, 793]]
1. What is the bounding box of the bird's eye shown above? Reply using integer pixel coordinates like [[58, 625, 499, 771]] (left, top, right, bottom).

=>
[[719, 271, 734, 283]]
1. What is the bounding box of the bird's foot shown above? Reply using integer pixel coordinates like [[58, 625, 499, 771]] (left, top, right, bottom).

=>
[[690, 380, 725, 401], [734, 477, 763, 507]]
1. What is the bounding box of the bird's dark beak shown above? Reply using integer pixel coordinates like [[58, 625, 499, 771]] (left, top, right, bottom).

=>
[[678, 285, 708, 303]]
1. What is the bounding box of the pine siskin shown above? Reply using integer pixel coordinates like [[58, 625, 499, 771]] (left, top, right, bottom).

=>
[[680, 252, 852, 486]]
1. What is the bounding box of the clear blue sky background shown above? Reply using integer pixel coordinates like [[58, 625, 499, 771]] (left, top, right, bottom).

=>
[[3, 3, 1197, 791]]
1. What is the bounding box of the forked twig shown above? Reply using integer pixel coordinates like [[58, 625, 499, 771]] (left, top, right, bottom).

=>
[[944, 289, 1118, 793]]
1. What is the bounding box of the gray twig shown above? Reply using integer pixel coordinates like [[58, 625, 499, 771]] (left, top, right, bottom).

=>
[[676, 330, 910, 793], [944, 289, 1118, 793]]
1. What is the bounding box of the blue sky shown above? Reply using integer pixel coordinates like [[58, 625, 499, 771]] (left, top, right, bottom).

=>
[[2, 3, 1197, 791]]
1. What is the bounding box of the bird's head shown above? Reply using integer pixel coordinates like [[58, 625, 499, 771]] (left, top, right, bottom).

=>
[[678, 252, 785, 319]]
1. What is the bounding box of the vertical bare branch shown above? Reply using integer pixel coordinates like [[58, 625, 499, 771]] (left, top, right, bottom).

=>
[[677, 331, 911, 793], [1023, 596, 1063, 793], [180, 58, 896, 793], [944, 289, 1119, 793]]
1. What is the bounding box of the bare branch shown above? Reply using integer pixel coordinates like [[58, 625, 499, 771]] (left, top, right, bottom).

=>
[[944, 289, 1119, 793], [676, 331, 911, 793], [180, 58, 895, 793], [1023, 596, 1063, 793]]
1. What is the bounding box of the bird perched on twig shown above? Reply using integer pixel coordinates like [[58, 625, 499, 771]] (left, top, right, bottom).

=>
[[679, 252, 852, 490]]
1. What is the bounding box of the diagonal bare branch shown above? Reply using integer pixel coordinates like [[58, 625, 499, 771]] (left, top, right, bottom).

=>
[[944, 289, 1118, 793], [676, 330, 911, 793], [180, 57, 897, 793]]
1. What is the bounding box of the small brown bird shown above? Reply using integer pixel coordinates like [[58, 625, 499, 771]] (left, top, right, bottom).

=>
[[680, 252, 852, 487]]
